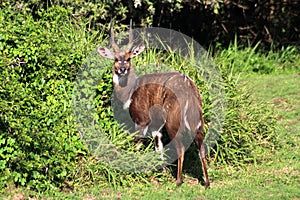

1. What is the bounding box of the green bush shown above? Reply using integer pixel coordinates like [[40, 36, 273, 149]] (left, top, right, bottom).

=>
[[0, 5, 163, 191], [0, 6, 86, 190]]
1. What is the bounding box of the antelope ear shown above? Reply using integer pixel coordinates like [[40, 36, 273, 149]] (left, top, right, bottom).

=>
[[130, 45, 145, 58], [97, 47, 115, 59]]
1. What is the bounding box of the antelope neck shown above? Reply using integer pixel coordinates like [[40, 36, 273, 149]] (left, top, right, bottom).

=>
[[113, 67, 137, 103]]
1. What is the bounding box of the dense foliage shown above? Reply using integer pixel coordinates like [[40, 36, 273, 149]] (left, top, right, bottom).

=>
[[0, 2, 288, 192], [2, 0, 299, 48], [0, 6, 94, 190]]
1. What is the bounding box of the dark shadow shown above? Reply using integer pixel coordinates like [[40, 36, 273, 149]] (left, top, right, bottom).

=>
[[165, 142, 206, 186], [183, 142, 206, 186]]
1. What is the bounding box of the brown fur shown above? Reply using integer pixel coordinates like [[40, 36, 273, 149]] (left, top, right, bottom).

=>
[[129, 72, 209, 187]]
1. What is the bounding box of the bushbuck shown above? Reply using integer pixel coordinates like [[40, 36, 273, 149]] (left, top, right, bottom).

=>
[[97, 21, 210, 188]]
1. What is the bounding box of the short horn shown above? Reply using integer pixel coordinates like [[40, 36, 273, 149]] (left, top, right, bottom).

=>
[[110, 21, 120, 53], [126, 19, 133, 52]]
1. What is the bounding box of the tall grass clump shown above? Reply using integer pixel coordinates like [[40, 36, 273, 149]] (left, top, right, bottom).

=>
[[211, 41, 281, 166], [215, 38, 300, 75], [209, 74, 278, 165]]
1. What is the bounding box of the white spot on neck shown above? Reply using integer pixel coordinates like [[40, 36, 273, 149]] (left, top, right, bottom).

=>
[[113, 73, 119, 85]]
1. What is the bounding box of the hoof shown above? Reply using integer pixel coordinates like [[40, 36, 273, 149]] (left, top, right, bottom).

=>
[[204, 182, 210, 189], [176, 180, 183, 186]]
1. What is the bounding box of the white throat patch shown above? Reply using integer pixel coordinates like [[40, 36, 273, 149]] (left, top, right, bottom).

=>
[[113, 73, 119, 85]]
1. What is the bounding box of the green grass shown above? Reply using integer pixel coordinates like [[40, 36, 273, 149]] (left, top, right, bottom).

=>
[[241, 73, 300, 125]]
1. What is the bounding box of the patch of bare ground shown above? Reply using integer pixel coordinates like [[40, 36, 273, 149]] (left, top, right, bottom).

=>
[[83, 195, 96, 200], [273, 98, 293, 111], [183, 175, 199, 185], [256, 167, 300, 179], [3, 193, 25, 200]]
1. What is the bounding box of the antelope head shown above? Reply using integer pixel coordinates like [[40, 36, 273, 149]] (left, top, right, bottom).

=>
[[97, 20, 145, 78]]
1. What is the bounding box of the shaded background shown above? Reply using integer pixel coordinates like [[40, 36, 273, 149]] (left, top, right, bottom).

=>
[[5, 0, 299, 49]]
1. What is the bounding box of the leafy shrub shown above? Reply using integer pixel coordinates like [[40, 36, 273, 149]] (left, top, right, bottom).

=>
[[0, 6, 87, 190], [0, 5, 163, 191]]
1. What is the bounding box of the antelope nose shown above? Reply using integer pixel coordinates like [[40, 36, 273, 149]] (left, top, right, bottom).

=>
[[120, 67, 126, 73]]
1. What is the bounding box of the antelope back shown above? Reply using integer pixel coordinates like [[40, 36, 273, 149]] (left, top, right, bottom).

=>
[[130, 72, 203, 137]]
